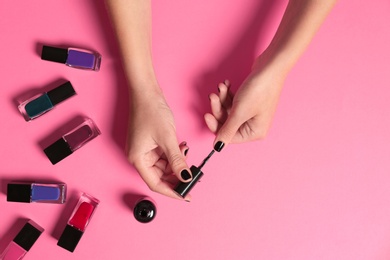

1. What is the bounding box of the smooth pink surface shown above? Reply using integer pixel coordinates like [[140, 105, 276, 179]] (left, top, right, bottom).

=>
[[1, 1, 390, 259]]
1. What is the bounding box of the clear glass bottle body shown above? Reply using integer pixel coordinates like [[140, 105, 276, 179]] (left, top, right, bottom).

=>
[[66, 48, 101, 71], [18, 93, 53, 121], [0, 242, 27, 260], [30, 183, 66, 203], [63, 119, 101, 152], [67, 193, 100, 231], [7, 182, 66, 204]]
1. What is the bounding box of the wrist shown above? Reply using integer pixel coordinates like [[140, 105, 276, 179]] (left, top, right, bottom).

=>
[[130, 80, 163, 103], [253, 47, 296, 79], [124, 65, 163, 99]]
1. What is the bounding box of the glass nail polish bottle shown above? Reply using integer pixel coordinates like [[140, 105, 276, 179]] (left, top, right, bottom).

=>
[[43, 118, 101, 165], [174, 166, 203, 198], [7, 182, 66, 204], [174, 150, 216, 198], [57, 193, 99, 252], [18, 81, 76, 121], [0, 220, 44, 260], [41, 45, 101, 71], [133, 197, 156, 223]]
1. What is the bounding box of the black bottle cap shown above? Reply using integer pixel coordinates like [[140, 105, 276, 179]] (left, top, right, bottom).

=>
[[57, 225, 83, 252], [14, 221, 44, 251], [41, 45, 68, 64], [174, 165, 204, 198], [134, 199, 156, 223], [47, 82, 76, 106], [7, 183, 31, 203], [44, 138, 73, 165]]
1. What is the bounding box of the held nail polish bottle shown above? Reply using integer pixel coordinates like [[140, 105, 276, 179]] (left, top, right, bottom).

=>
[[0, 220, 44, 260], [174, 166, 204, 198], [41, 45, 101, 71], [57, 193, 99, 252], [43, 119, 101, 165], [18, 81, 76, 121], [7, 182, 66, 204], [174, 150, 215, 198], [133, 197, 156, 223]]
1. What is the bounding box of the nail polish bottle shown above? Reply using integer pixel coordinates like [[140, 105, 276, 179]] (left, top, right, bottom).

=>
[[57, 193, 99, 252], [7, 182, 66, 204], [43, 119, 101, 165], [0, 220, 44, 260], [133, 197, 156, 223], [41, 45, 101, 71], [174, 166, 204, 198], [174, 150, 215, 198], [18, 81, 76, 121]]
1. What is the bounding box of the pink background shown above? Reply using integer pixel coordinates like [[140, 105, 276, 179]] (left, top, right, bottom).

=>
[[1, 0, 390, 259]]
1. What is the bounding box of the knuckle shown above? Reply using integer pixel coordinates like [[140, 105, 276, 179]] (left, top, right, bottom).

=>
[[255, 128, 268, 140], [168, 153, 184, 171], [220, 127, 236, 140]]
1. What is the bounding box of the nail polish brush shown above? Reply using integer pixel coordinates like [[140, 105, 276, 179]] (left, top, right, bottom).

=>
[[174, 150, 215, 198]]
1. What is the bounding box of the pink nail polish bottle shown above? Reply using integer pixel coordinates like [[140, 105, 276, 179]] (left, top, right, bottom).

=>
[[0, 220, 44, 260]]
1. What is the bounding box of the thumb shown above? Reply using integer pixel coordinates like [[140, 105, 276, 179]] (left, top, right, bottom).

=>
[[214, 112, 242, 152], [161, 136, 192, 182]]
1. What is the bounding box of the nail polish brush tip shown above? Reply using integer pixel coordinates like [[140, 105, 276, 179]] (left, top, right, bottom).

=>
[[198, 150, 215, 170]]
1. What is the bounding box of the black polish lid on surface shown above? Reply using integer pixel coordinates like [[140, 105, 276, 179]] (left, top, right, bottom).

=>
[[47, 82, 76, 106], [41, 45, 68, 64], [134, 199, 156, 223], [44, 138, 73, 165], [57, 225, 83, 253], [14, 221, 44, 251], [174, 165, 204, 198], [7, 183, 31, 203]]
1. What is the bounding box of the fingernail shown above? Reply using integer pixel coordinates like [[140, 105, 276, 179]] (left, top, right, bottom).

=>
[[214, 141, 225, 152], [185, 199, 190, 203], [181, 169, 192, 181], [184, 148, 189, 156]]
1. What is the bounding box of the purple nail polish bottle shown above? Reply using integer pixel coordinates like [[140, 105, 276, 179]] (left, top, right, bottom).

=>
[[41, 45, 101, 71]]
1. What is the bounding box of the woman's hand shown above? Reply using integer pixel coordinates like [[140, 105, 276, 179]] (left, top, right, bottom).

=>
[[204, 0, 337, 149], [204, 59, 286, 147], [127, 89, 192, 200]]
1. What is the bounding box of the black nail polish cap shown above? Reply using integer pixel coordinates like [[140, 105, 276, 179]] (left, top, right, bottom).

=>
[[14, 220, 44, 252], [41, 45, 68, 64], [57, 225, 83, 253], [134, 199, 156, 223], [7, 183, 31, 203], [174, 165, 204, 198], [47, 81, 76, 106], [44, 138, 73, 165]]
